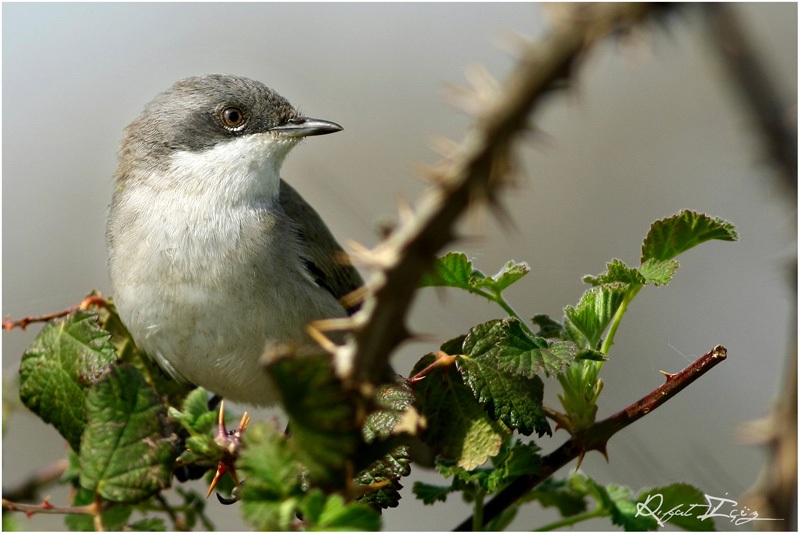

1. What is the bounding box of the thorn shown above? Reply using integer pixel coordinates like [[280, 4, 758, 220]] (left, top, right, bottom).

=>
[[595, 442, 610, 462], [464, 62, 500, 103], [496, 28, 534, 58], [207, 402, 249, 499], [340, 286, 368, 314], [659, 369, 675, 381], [395, 195, 415, 225], [310, 317, 357, 333], [429, 134, 460, 159], [575, 449, 586, 470], [306, 323, 340, 354], [442, 82, 482, 116]]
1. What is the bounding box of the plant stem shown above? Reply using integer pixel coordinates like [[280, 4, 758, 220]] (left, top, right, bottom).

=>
[[472, 491, 485, 531], [468, 286, 536, 336], [600, 285, 641, 355]]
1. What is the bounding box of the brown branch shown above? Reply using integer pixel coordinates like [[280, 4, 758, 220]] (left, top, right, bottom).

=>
[[2, 497, 98, 518], [454, 345, 728, 531], [344, 2, 655, 389], [3, 294, 108, 331]]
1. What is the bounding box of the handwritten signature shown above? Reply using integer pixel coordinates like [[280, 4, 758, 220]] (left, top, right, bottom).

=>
[[635, 492, 783, 527]]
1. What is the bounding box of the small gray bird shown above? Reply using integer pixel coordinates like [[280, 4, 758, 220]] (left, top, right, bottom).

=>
[[107, 74, 363, 406]]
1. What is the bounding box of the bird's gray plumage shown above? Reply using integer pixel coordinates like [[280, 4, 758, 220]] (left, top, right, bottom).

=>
[[107, 74, 362, 405]]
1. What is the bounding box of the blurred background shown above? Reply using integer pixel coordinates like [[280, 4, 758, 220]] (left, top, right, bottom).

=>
[[3, 3, 796, 531]]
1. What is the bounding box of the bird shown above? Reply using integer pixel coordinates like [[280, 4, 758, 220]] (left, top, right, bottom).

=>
[[106, 74, 363, 407]]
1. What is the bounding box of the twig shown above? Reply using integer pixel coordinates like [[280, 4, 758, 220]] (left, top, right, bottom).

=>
[[2, 497, 98, 518], [454, 345, 728, 530], [3, 294, 108, 331]]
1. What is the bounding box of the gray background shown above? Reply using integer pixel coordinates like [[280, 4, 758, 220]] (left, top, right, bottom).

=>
[[3, 3, 796, 531]]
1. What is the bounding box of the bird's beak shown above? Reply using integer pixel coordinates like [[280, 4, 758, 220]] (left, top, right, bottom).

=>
[[269, 117, 343, 138]]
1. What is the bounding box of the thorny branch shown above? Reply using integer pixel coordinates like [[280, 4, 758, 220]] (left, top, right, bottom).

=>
[[455, 345, 729, 531], [343, 2, 656, 388]]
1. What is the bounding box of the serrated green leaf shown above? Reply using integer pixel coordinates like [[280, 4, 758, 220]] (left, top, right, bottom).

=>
[[639, 258, 680, 286], [474, 260, 530, 294], [641, 210, 737, 263], [464, 318, 576, 378], [268, 352, 361, 487], [411, 353, 508, 470], [457, 355, 550, 437], [79, 363, 176, 503], [419, 252, 476, 289], [420, 253, 529, 297], [563, 285, 627, 349], [357, 383, 413, 510], [307, 492, 381, 531], [239, 423, 305, 531], [412, 482, 454, 505], [168, 387, 216, 435], [18, 310, 116, 451], [583, 259, 646, 287], [606, 484, 659, 531], [636, 483, 717, 531]]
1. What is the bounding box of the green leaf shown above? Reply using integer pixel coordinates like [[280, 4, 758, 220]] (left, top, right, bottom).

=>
[[473, 260, 530, 294], [583, 259, 645, 287], [357, 383, 414, 510], [410, 353, 509, 470], [239, 423, 305, 531], [457, 355, 550, 437], [563, 285, 627, 350], [464, 318, 576, 378], [168, 387, 216, 435], [606, 484, 659, 531], [641, 210, 737, 262], [419, 252, 476, 289], [305, 492, 381, 531], [18, 310, 116, 451], [419, 253, 529, 296], [79, 363, 176, 502], [639, 258, 680, 286], [412, 482, 453, 505], [636, 483, 717, 531], [267, 352, 361, 487], [433, 439, 542, 497]]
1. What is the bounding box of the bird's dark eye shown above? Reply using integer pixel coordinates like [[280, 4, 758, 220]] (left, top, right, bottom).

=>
[[219, 106, 247, 131]]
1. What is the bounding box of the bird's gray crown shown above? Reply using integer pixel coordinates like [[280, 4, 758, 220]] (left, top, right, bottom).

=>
[[118, 74, 298, 174]]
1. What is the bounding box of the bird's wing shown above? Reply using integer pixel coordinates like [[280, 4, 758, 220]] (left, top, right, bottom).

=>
[[278, 179, 364, 315]]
